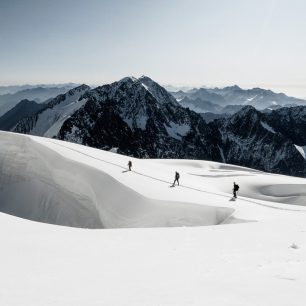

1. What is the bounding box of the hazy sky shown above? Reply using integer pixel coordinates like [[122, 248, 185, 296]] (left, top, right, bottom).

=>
[[0, 0, 305, 97]]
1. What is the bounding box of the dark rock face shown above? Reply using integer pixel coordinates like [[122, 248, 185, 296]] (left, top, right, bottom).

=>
[[264, 106, 306, 145], [200, 112, 230, 123], [216, 106, 306, 177], [179, 97, 223, 113], [58, 77, 222, 160]]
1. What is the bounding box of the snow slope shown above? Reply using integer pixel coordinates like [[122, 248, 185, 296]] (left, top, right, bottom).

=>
[[30, 96, 87, 138], [0, 131, 306, 305]]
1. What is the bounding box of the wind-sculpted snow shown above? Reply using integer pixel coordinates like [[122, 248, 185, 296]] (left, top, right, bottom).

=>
[[2, 132, 306, 305], [0, 132, 233, 228], [260, 184, 306, 205]]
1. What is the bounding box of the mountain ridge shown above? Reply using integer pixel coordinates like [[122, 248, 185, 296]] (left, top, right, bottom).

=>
[[3, 76, 306, 177]]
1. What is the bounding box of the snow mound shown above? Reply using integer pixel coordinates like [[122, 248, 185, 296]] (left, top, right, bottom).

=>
[[260, 184, 306, 205], [0, 132, 233, 228]]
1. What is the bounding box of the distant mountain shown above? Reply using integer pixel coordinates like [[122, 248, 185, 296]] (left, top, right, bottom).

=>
[[200, 112, 230, 123], [163, 85, 194, 93], [221, 104, 244, 114], [179, 97, 223, 113], [188, 88, 226, 105], [261, 104, 298, 113], [0, 99, 46, 131], [13, 85, 90, 137], [177, 98, 244, 115], [0, 85, 78, 117], [209, 86, 305, 109], [207, 85, 242, 96], [170, 85, 306, 111], [0, 83, 79, 95], [168, 90, 186, 100], [171, 87, 226, 103]]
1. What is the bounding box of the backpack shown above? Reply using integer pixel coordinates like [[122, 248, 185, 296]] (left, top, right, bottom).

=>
[[235, 184, 239, 191]]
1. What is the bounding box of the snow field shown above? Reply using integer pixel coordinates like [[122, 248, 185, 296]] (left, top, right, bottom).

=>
[[0, 132, 233, 228], [0, 131, 306, 306]]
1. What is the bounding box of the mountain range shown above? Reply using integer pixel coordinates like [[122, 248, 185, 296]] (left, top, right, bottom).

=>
[[0, 83, 79, 95], [172, 85, 306, 112], [0, 76, 305, 177], [0, 84, 78, 117], [13, 85, 90, 138]]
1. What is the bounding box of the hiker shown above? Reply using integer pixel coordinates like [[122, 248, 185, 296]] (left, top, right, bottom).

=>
[[173, 171, 180, 186], [233, 182, 239, 198], [128, 160, 132, 171]]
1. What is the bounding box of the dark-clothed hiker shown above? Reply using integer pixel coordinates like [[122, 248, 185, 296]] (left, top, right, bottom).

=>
[[233, 182, 239, 198], [128, 160, 132, 171], [173, 171, 180, 186]]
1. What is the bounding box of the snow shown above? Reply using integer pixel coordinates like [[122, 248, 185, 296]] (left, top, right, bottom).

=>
[[165, 122, 190, 139], [261, 121, 276, 134], [1, 131, 306, 305], [246, 95, 257, 102], [123, 115, 148, 130], [136, 115, 148, 130], [294, 144, 306, 159], [29, 93, 87, 137], [141, 82, 150, 92]]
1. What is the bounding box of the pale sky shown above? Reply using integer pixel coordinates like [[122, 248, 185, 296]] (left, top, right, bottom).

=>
[[0, 0, 305, 97]]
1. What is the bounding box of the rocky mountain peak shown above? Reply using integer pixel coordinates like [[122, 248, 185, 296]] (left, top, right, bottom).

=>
[[139, 76, 179, 106], [222, 85, 242, 92], [229, 105, 259, 124], [66, 84, 90, 95]]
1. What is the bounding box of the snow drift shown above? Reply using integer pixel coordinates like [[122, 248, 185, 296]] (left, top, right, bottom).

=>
[[0, 132, 233, 228], [1, 131, 306, 306]]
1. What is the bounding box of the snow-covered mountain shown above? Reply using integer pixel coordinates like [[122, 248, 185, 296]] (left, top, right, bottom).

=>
[[211, 86, 306, 109], [217, 106, 306, 177], [0, 131, 306, 305], [179, 96, 223, 113], [189, 88, 226, 105], [172, 86, 306, 110], [221, 104, 244, 114], [57, 77, 306, 177], [13, 84, 90, 137], [200, 112, 230, 122], [265, 106, 306, 145], [0, 99, 45, 131], [0, 83, 79, 95], [7, 77, 306, 177], [177, 97, 244, 115], [58, 76, 221, 160]]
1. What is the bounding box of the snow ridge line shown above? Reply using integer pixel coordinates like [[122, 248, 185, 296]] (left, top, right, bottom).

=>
[[178, 184, 306, 212], [44, 139, 306, 212]]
